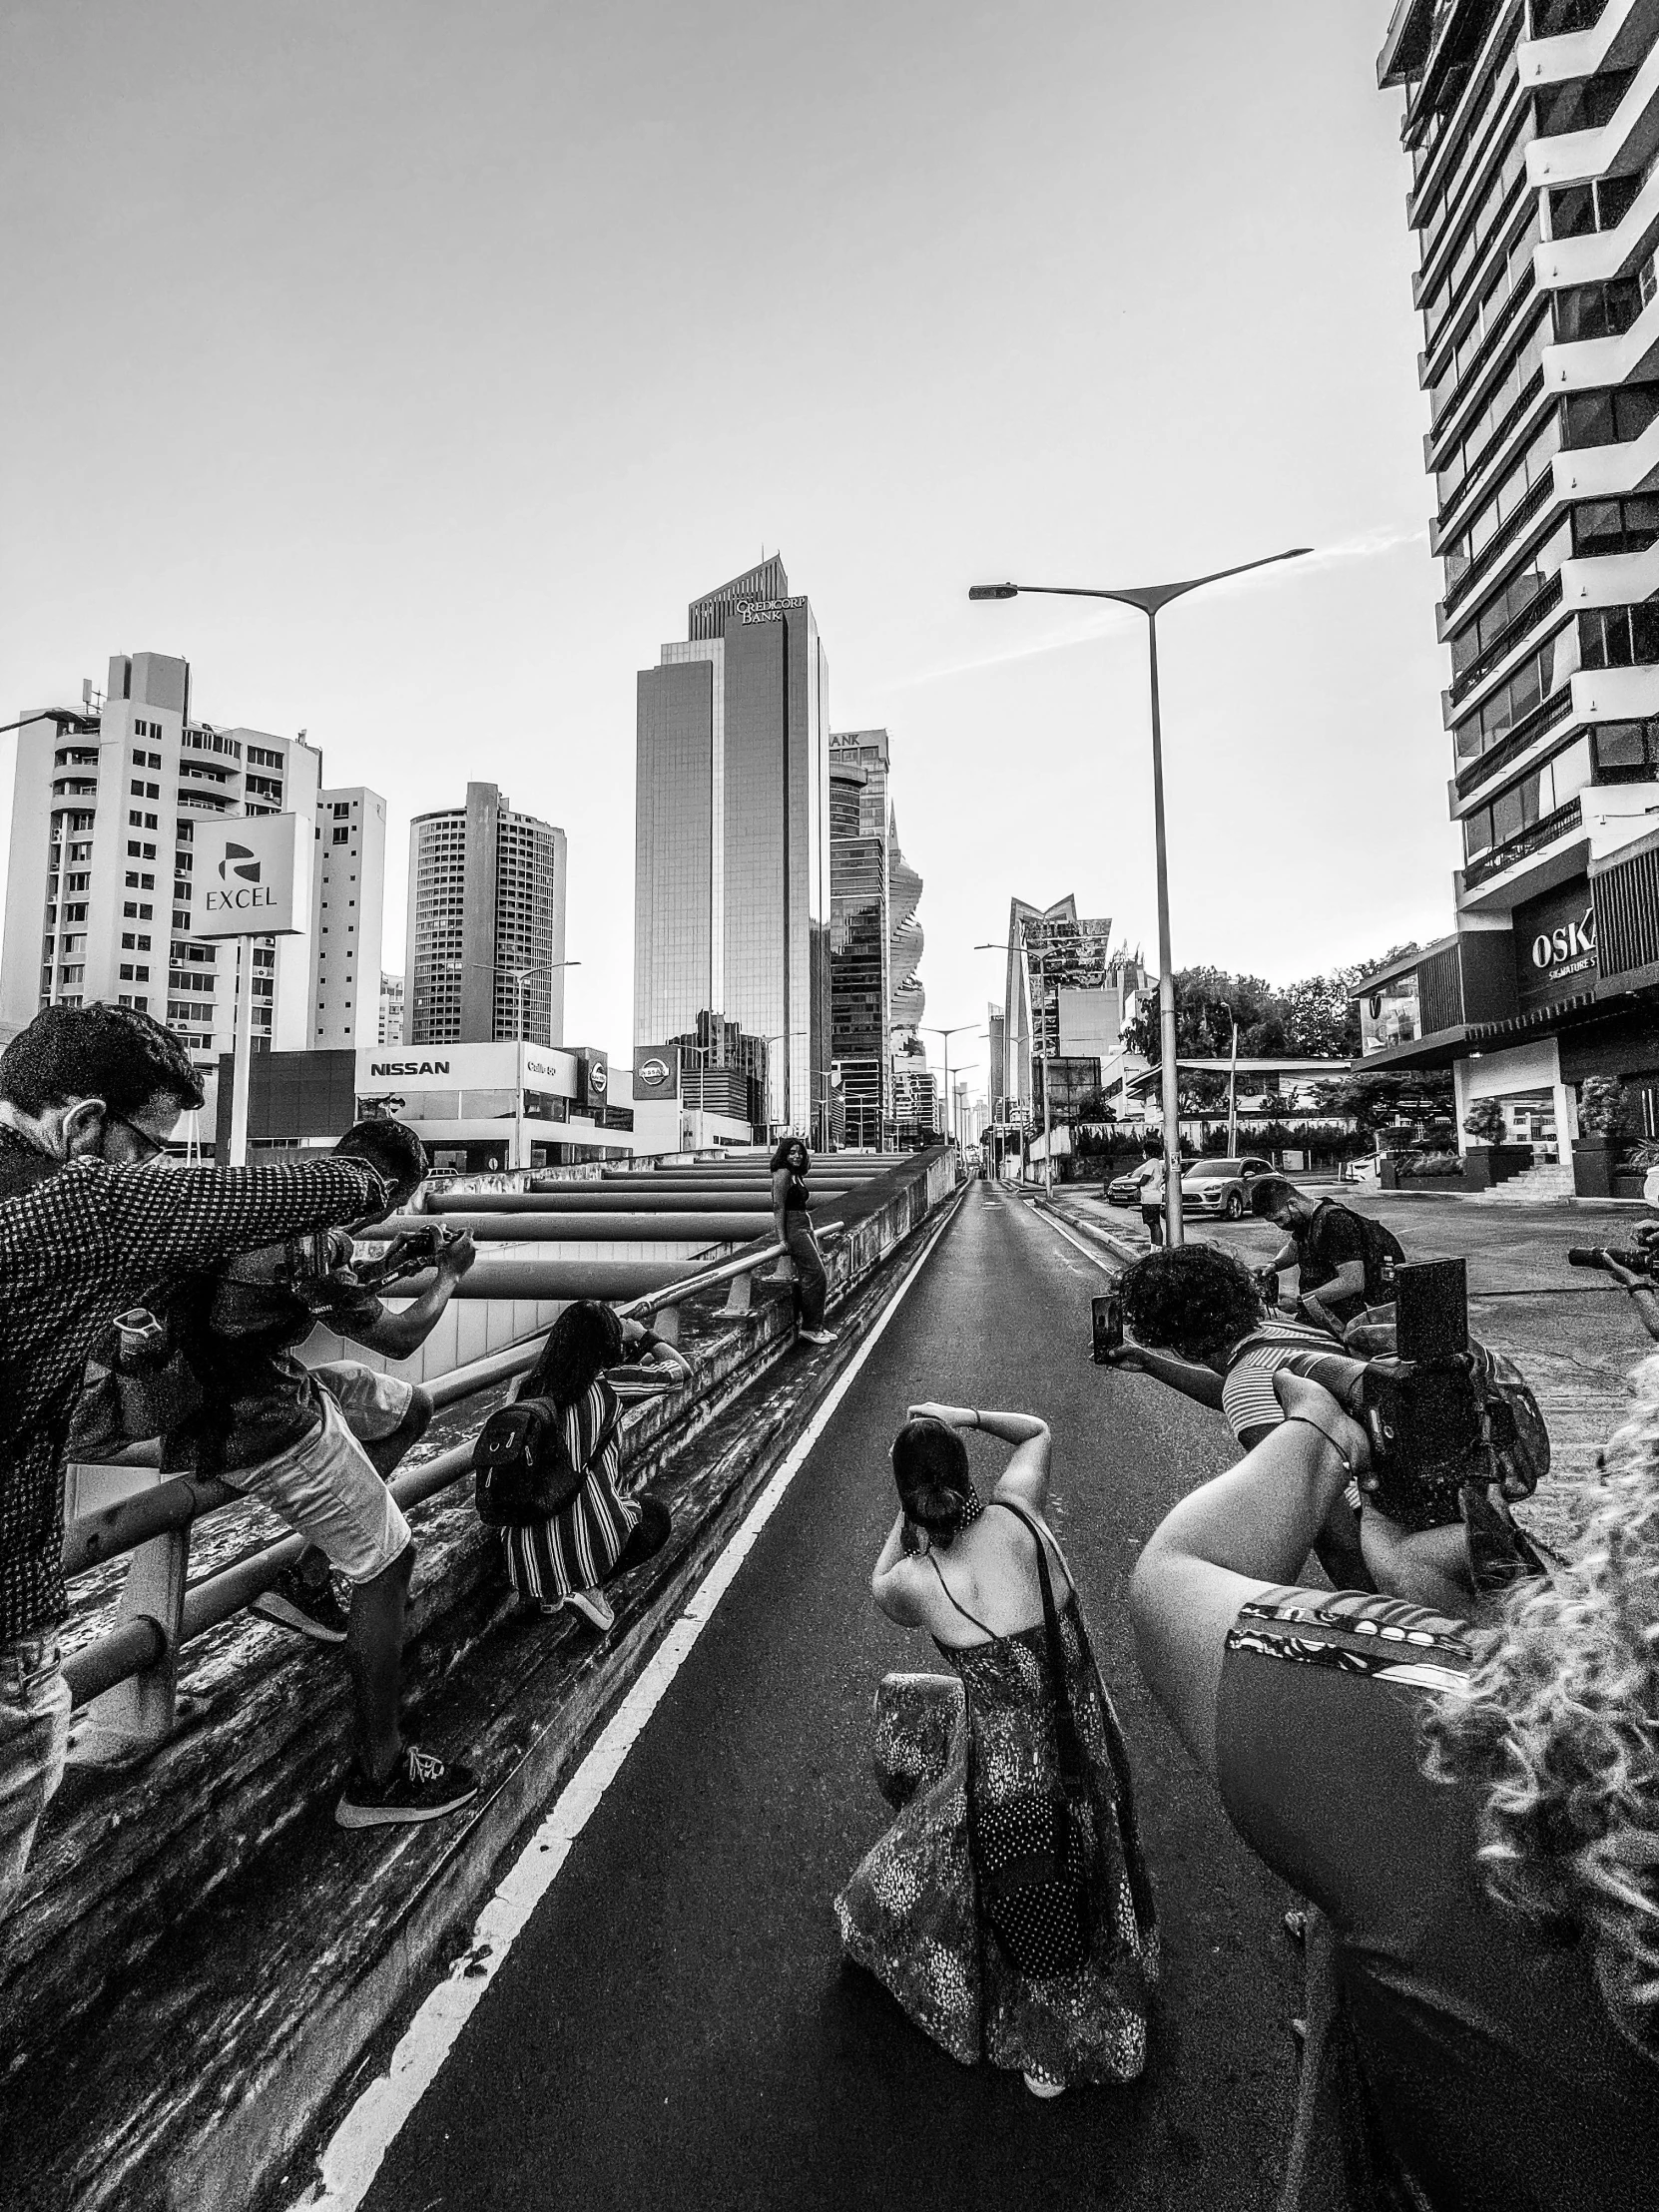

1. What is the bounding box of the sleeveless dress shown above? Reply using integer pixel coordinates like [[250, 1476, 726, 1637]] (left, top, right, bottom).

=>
[[834, 1540, 1159, 2084]]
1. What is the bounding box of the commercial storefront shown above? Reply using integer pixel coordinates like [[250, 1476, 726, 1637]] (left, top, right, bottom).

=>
[[217, 1040, 646, 1169], [1353, 841, 1659, 1161]]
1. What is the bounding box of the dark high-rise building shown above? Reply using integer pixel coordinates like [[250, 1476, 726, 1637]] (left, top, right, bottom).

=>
[[405, 782, 567, 1046], [634, 555, 830, 1138], [1370, 1, 1659, 1162], [830, 729, 892, 1147]]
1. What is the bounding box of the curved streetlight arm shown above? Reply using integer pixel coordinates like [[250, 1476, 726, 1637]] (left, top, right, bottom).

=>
[[968, 546, 1312, 618]]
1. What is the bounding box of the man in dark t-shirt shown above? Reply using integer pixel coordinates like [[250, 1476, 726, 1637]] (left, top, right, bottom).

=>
[[1259, 1184, 1374, 1331]]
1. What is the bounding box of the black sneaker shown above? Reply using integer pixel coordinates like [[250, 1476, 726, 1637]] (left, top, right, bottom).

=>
[[253, 1563, 350, 1645], [335, 1744, 480, 1830]]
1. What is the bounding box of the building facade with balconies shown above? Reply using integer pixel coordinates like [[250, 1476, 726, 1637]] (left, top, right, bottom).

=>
[[1370, 0, 1659, 1151], [403, 782, 567, 1048], [0, 653, 382, 1110]]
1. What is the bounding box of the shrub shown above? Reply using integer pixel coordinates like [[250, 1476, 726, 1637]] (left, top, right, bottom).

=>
[[1462, 1097, 1506, 1145], [1577, 1075, 1631, 1138], [1399, 1149, 1463, 1179]]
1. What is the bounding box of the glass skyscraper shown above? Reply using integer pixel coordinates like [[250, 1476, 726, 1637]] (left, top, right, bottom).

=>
[[635, 555, 830, 1138], [830, 729, 892, 1146]]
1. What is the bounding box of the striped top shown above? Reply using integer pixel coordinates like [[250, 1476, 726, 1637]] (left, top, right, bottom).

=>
[[501, 1367, 673, 1602], [1219, 1320, 1346, 1447]]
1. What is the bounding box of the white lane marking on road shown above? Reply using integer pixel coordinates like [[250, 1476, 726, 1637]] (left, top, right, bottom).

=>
[[290, 1195, 958, 2212], [1033, 1208, 1121, 1275]]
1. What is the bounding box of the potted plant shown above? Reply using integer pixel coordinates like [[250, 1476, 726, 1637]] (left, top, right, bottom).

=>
[[1572, 1076, 1629, 1199], [1461, 1095, 1506, 1191]]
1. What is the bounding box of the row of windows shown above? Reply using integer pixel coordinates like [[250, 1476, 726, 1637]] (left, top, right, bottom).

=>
[[1427, 213, 1540, 434], [1436, 314, 1545, 512], [1552, 255, 1658, 344], [1462, 735, 1590, 862], [1443, 415, 1559, 589], [1453, 626, 1566, 765], [1561, 380, 1659, 450]]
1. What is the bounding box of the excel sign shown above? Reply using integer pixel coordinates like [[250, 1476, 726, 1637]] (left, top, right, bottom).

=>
[[190, 814, 307, 936]]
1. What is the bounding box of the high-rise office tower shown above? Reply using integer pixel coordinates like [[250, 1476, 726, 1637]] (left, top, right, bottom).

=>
[[829, 729, 892, 1146], [404, 782, 567, 1046], [0, 651, 379, 1078], [311, 787, 387, 1048], [886, 806, 934, 1142], [634, 555, 830, 1137], [1369, 3, 1659, 1149]]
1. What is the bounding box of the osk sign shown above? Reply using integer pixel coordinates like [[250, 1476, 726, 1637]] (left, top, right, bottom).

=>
[[189, 815, 307, 937], [1513, 877, 1597, 1009]]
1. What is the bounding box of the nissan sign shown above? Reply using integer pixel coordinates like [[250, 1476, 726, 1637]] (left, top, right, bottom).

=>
[[575, 1047, 610, 1113], [633, 1044, 681, 1100], [190, 814, 307, 937], [1514, 877, 1598, 1009]]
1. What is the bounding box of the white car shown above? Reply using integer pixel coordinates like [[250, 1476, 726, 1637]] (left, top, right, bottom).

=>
[[1179, 1156, 1276, 1220]]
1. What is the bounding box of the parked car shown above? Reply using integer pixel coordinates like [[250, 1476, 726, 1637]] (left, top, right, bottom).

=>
[[1179, 1155, 1276, 1220], [1107, 1160, 1163, 1207]]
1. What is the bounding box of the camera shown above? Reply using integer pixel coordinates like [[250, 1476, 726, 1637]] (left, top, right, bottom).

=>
[[1091, 1288, 1125, 1363], [1567, 1244, 1658, 1281], [276, 1222, 454, 1308], [1253, 1266, 1280, 1309]]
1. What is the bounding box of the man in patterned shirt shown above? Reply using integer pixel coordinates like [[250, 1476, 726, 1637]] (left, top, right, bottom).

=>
[[0, 1003, 417, 1922]]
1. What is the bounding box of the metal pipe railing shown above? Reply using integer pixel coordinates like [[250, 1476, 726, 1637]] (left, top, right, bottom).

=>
[[56, 1226, 839, 1752]]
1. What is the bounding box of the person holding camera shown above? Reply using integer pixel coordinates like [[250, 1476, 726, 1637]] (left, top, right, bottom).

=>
[[835, 1403, 1158, 2098], [147, 1118, 481, 1830], [0, 1004, 415, 1921], [1130, 1368, 1659, 2209], [1253, 1178, 1397, 1335], [499, 1300, 691, 1636], [1105, 1244, 1371, 1590]]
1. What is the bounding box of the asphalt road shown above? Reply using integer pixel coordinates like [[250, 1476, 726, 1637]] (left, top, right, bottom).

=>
[[357, 1182, 1307, 2212]]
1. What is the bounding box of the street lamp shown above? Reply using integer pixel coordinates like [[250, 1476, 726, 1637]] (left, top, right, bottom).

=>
[[976, 935, 1057, 1195], [492, 958, 581, 1169], [970, 547, 1311, 1242], [919, 1021, 977, 1152]]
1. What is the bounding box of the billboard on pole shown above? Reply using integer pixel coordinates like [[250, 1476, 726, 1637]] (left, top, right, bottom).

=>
[[189, 815, 308, 936]]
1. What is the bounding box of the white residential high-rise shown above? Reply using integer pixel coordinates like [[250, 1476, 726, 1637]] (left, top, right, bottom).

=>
[[1, 650, 384, 1081], [310, 787, 387, 1048], [405, 783, 567, 1045], [378, 971, 405, 1045]]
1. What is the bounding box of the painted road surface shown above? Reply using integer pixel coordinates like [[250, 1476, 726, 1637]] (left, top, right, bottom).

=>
[[337, 1182, 1310, 2212]]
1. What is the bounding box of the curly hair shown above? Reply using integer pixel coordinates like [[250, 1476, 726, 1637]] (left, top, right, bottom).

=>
[[1119, 1244, 1264, 1365], [770, 1135, 809, 1173], [1420, 1351, 1659, 2059], [0, 1001, 204, 1117]]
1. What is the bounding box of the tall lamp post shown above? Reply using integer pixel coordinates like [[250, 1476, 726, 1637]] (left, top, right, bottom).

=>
[[501, 958, 581, 1169], [970, 548, 1310, 1243], [919, 1021, 977, 1151]]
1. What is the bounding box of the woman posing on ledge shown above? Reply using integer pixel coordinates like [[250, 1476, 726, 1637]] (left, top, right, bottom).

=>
[[771, 1135, 835, 1347], [835, 1403, 1157, 2098]]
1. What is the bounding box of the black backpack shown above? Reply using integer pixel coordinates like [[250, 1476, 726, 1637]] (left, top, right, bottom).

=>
[[1309, 1201, 1404, 1305], [472, 1393, 618, 1528]]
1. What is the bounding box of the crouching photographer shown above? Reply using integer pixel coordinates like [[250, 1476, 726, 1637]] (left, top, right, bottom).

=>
[[1129, 1357, 1659, 2210], [1105, 1244, 1549, 1614]]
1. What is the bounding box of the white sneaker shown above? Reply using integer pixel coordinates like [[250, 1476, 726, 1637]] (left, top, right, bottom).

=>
[[800, 1327, 838, 1346], [561, 1588, 615, 1633], [1023, 2070, 1066, 2099]]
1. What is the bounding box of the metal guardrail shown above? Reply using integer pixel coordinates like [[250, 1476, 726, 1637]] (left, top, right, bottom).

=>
[[58, 1227, 838, 1765]]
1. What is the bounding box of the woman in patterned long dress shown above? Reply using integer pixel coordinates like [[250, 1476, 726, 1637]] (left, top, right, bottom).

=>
[[835, 1402, 1158, 2097], [501, 1300, 690, 1635]]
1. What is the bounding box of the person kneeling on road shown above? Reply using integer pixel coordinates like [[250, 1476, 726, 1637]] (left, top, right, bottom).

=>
[[1105, 1243, 1371, 1590], [500, 1300, 692, 1636], [155, 1119, 481, 1831]]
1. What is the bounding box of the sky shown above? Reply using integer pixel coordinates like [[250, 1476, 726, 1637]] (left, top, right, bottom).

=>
[[0, 1, 1443, 1112]]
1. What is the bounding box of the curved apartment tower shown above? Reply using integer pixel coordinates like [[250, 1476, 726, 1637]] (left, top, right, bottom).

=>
[[1367, 0, 1659, 1156], [405, 782, 567, 1046]]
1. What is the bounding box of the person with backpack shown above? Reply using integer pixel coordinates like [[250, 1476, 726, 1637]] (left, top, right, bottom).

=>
[[493, 1301, 691, 1636], [1252, 1179, 1402, 1334]]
